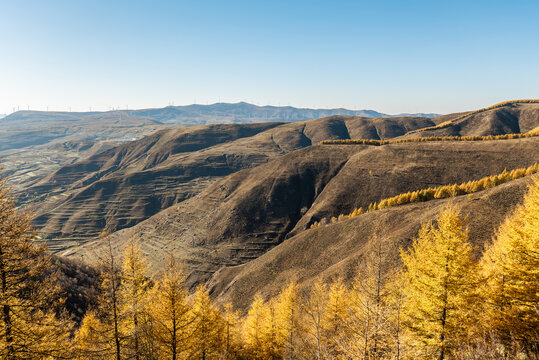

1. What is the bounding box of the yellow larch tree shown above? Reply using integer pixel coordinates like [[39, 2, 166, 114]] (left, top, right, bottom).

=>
[[0, 172, 73, 359], [399, 206, 477, 360], [480, 177, 539, 352], [273, 282, 301, 360], [384, 273, 408, 360], [119, 235, 150, 359], [74, 311, 109, 359], [76, 234, 126, 360], [263, 299, 282, 359], [221, 303, 241, 359], [149, 254, 194, 360], [302, 279, 331, 360], [242, 293, 271, 359], [340, 237, 396, 360], [188, 285, 224, 359], [322, 279, 349, 358]]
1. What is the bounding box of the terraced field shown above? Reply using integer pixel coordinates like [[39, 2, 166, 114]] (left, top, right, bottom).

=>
[[1, 111, 169, 190], [26, 116, 436, 243], [66, 136, 539, 288]]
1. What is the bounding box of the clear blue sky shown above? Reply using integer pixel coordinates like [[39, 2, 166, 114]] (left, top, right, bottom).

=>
[[1, 0, 538, 115]]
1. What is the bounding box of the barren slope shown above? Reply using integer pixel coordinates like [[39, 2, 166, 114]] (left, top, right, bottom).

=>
[[64, 137, 539, 290], [209, 176, 535, 309], [401, 102, 539, 138], [28, 116, 434, 246]]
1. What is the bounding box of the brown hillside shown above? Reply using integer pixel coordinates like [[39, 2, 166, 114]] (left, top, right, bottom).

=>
[[208, 175, 535, 310], [400, 101, 539, 138], [429, 111, 471, 124], [64, 137, 539, 291], [62, 145, 363, 276], [290, 137, 539, 235], [28, 115, 434, 246]]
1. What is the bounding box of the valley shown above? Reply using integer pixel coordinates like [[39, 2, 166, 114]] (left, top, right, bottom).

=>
[[2, 101, 535, 288], [2, 99, 538, 359]]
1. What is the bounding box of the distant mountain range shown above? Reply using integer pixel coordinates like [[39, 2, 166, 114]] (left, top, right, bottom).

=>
[[124, 102, 441, 124], [2, 102, 440, 126]]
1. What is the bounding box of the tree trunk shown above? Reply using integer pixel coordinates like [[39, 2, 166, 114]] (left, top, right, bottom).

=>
[[172, 300, 177, 360], [134, 313, 139, 360], [0, 246, 13, 360], [438, 306, 446, 360], [108, 240, 122, 360]]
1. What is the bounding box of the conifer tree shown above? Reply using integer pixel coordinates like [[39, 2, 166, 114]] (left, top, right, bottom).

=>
[[379, 269, 410, 360], [264, 299, 282, 359], [76, 234, 126, 360], [221, 303, 241, 359], [243, 294, 271, 359], [340, 238, 396, 360], [0, 172, 72, 359], [150, 254, 193, 360], [120, 235, 150, 359], [188, 285, 224, 359], [480, 177, 539, 352], [323, 279, 349, 358], [74, 311, 109, 359], [273, 282, 301, 360], [399, 206, 477, 359], [302, 279, 330, 360]]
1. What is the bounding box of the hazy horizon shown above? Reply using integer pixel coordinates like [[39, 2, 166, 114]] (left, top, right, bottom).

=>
[[2, 100, 444, 117]]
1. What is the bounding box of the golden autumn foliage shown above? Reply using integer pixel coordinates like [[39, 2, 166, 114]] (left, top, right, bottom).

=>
[[0, 172, 73, 359], [234, 192, 537, 360], [480, 177, 539, 349], [320, 131, 539, 145], [311, 162, 539, 229], [242, 293, 271, 358], [1, 164, 538, 359], [399, 207, 478, 359], [149, 254, 193, 360], [120, 236, 150, 359], [343, 239, 398, 359], [188, 285, 225, 359], [75, 234, 127, 360]]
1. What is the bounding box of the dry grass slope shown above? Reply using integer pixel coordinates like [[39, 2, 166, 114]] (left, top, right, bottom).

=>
[[404, 99, 539, 135], [66, 136, 539, 291], [209, 176, 536, 310], [320, 131, 539, 146], [310, 162, 539, 228], [28, 115, 436, 245]]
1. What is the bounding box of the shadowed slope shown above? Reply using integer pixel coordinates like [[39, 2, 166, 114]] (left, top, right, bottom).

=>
[[208, 176, 535, 310], [64, 137, 539, 291], [401, 102, 539, 138], [62, 145, 362, 277], [289, 137, 539, 235]]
